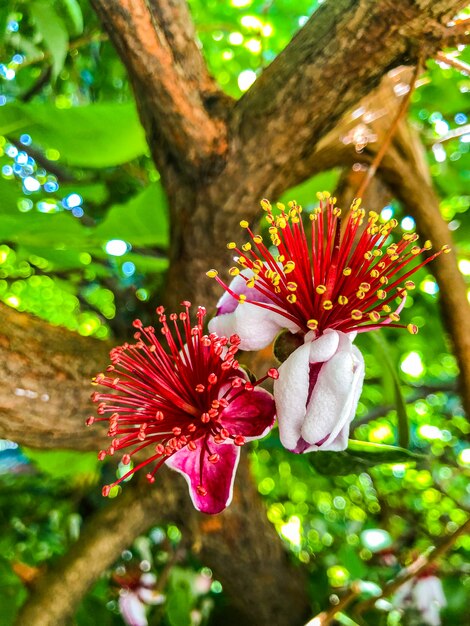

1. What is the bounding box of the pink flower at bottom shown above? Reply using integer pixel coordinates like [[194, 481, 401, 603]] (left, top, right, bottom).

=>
[[117, 573, 164, 626], [88, 303, 277, 514]]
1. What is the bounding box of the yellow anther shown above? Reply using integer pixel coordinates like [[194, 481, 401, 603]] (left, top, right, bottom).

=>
[[253, 259, 263, 270], [378, 261, 386, 269], [370, 269, 380, 278], [227, 242, 237, 250], [377, 289, 387, 300], [277, 254, 285, 263], [242, 242, 252, 251], [380, 276, 389, 285], [373, 249, 382, 257], [338, 295, 348, 305], [206, 269, 218, 278], [268, 226, 278, 234], [240, 220, 249, 228], [388, 312, 400, 322], [382, 305, 391, 313], [369, 311, 381, 322], [323, 300, 333, 310], [274, 286, 281, 293], [441, 244, 451, 253], [404, 280, 415, 290], [343, 267, 352, 276], [287, 294, 297, 304], [260, 199, 271, 211], [360, 282, 371, 292], [423, 240, 432, 250], [310, 213, 317, 221], [333, 207, 342, 217], [276, 202, 285, 211], [390, 219, 398, 228], [390, 254, 399, 261], [229, 267, 240, 276], [411, 246, 421, 255], [407, 323, 418, 334], [356, 291, 365, 300], [253, 235, 263, 244], [246, 278, 256, 288], [284, 261, 296, 274], [277, 217, 287, 229], [364, 251, 372, 260], [307, 319, 318, 330], [238, 294, 247, 303], [351, 310, 362, 320], [272, 235, 281, 246], [287, 282, 297, 291], [238, 256, 247, 266], [316, 284, 327, 295]]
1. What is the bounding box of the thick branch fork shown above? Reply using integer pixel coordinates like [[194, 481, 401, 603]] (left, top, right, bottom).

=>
[[90, 0, 228, 175]]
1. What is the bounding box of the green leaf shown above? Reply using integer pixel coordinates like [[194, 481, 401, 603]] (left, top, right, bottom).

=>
[[166, 568, 193, 626], [279, 169, 341, 208], [56, 0, 84, 37], [309, 441, 424, 476], [93, 182, 169, 247], [369, 333, 410, 448], [0, 559, 27, 625], [0, 101, 147, 168], [29, 1, 69, 80], [22, 449, 100, 483]]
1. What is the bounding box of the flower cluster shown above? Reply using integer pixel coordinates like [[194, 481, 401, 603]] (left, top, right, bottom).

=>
[[89, 193, 445, 514], [207, 194, 447, 454], [88, 302, 277, 514]]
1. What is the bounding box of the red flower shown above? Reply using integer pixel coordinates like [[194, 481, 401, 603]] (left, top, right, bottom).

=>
[[88, 302, 276, 514], [208, 194, 449, 346]]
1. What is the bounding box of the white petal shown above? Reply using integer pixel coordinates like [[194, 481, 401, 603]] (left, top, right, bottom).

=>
[[210, 302, 299, 351], [309, 329, 340, 362], [138, 588, 165, 605], [119, 592, 148, 626], [274, 342, 311, 450], [301, 339, 364, 449]]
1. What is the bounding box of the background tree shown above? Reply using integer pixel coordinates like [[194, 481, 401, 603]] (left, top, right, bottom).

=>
[[0, 1, 469, 625]]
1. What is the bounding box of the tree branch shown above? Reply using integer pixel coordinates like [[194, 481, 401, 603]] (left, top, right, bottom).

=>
[[15, 471, 188, 626], [89, 0, 229, 177], [303, 68, 470, 415], [15, 454, 310, 626], [353, 516, 470, 616], [0, 302, 110, 450], [222, 0, 467, 201]]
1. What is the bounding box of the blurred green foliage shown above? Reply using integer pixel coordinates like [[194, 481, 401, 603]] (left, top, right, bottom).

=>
[[0, 0, 469, 625]]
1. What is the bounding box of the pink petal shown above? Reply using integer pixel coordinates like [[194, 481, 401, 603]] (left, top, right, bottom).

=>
[[215, 272, 269, 315], [165, 438, 240, 514], [220, 387, 275, 439], [119, 592, 148, 626], [209, 270, 300, 350]]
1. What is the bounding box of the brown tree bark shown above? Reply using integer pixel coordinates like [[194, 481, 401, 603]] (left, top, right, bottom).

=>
[[4, 1, 469, 624], [309, 69, 470, 414]]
